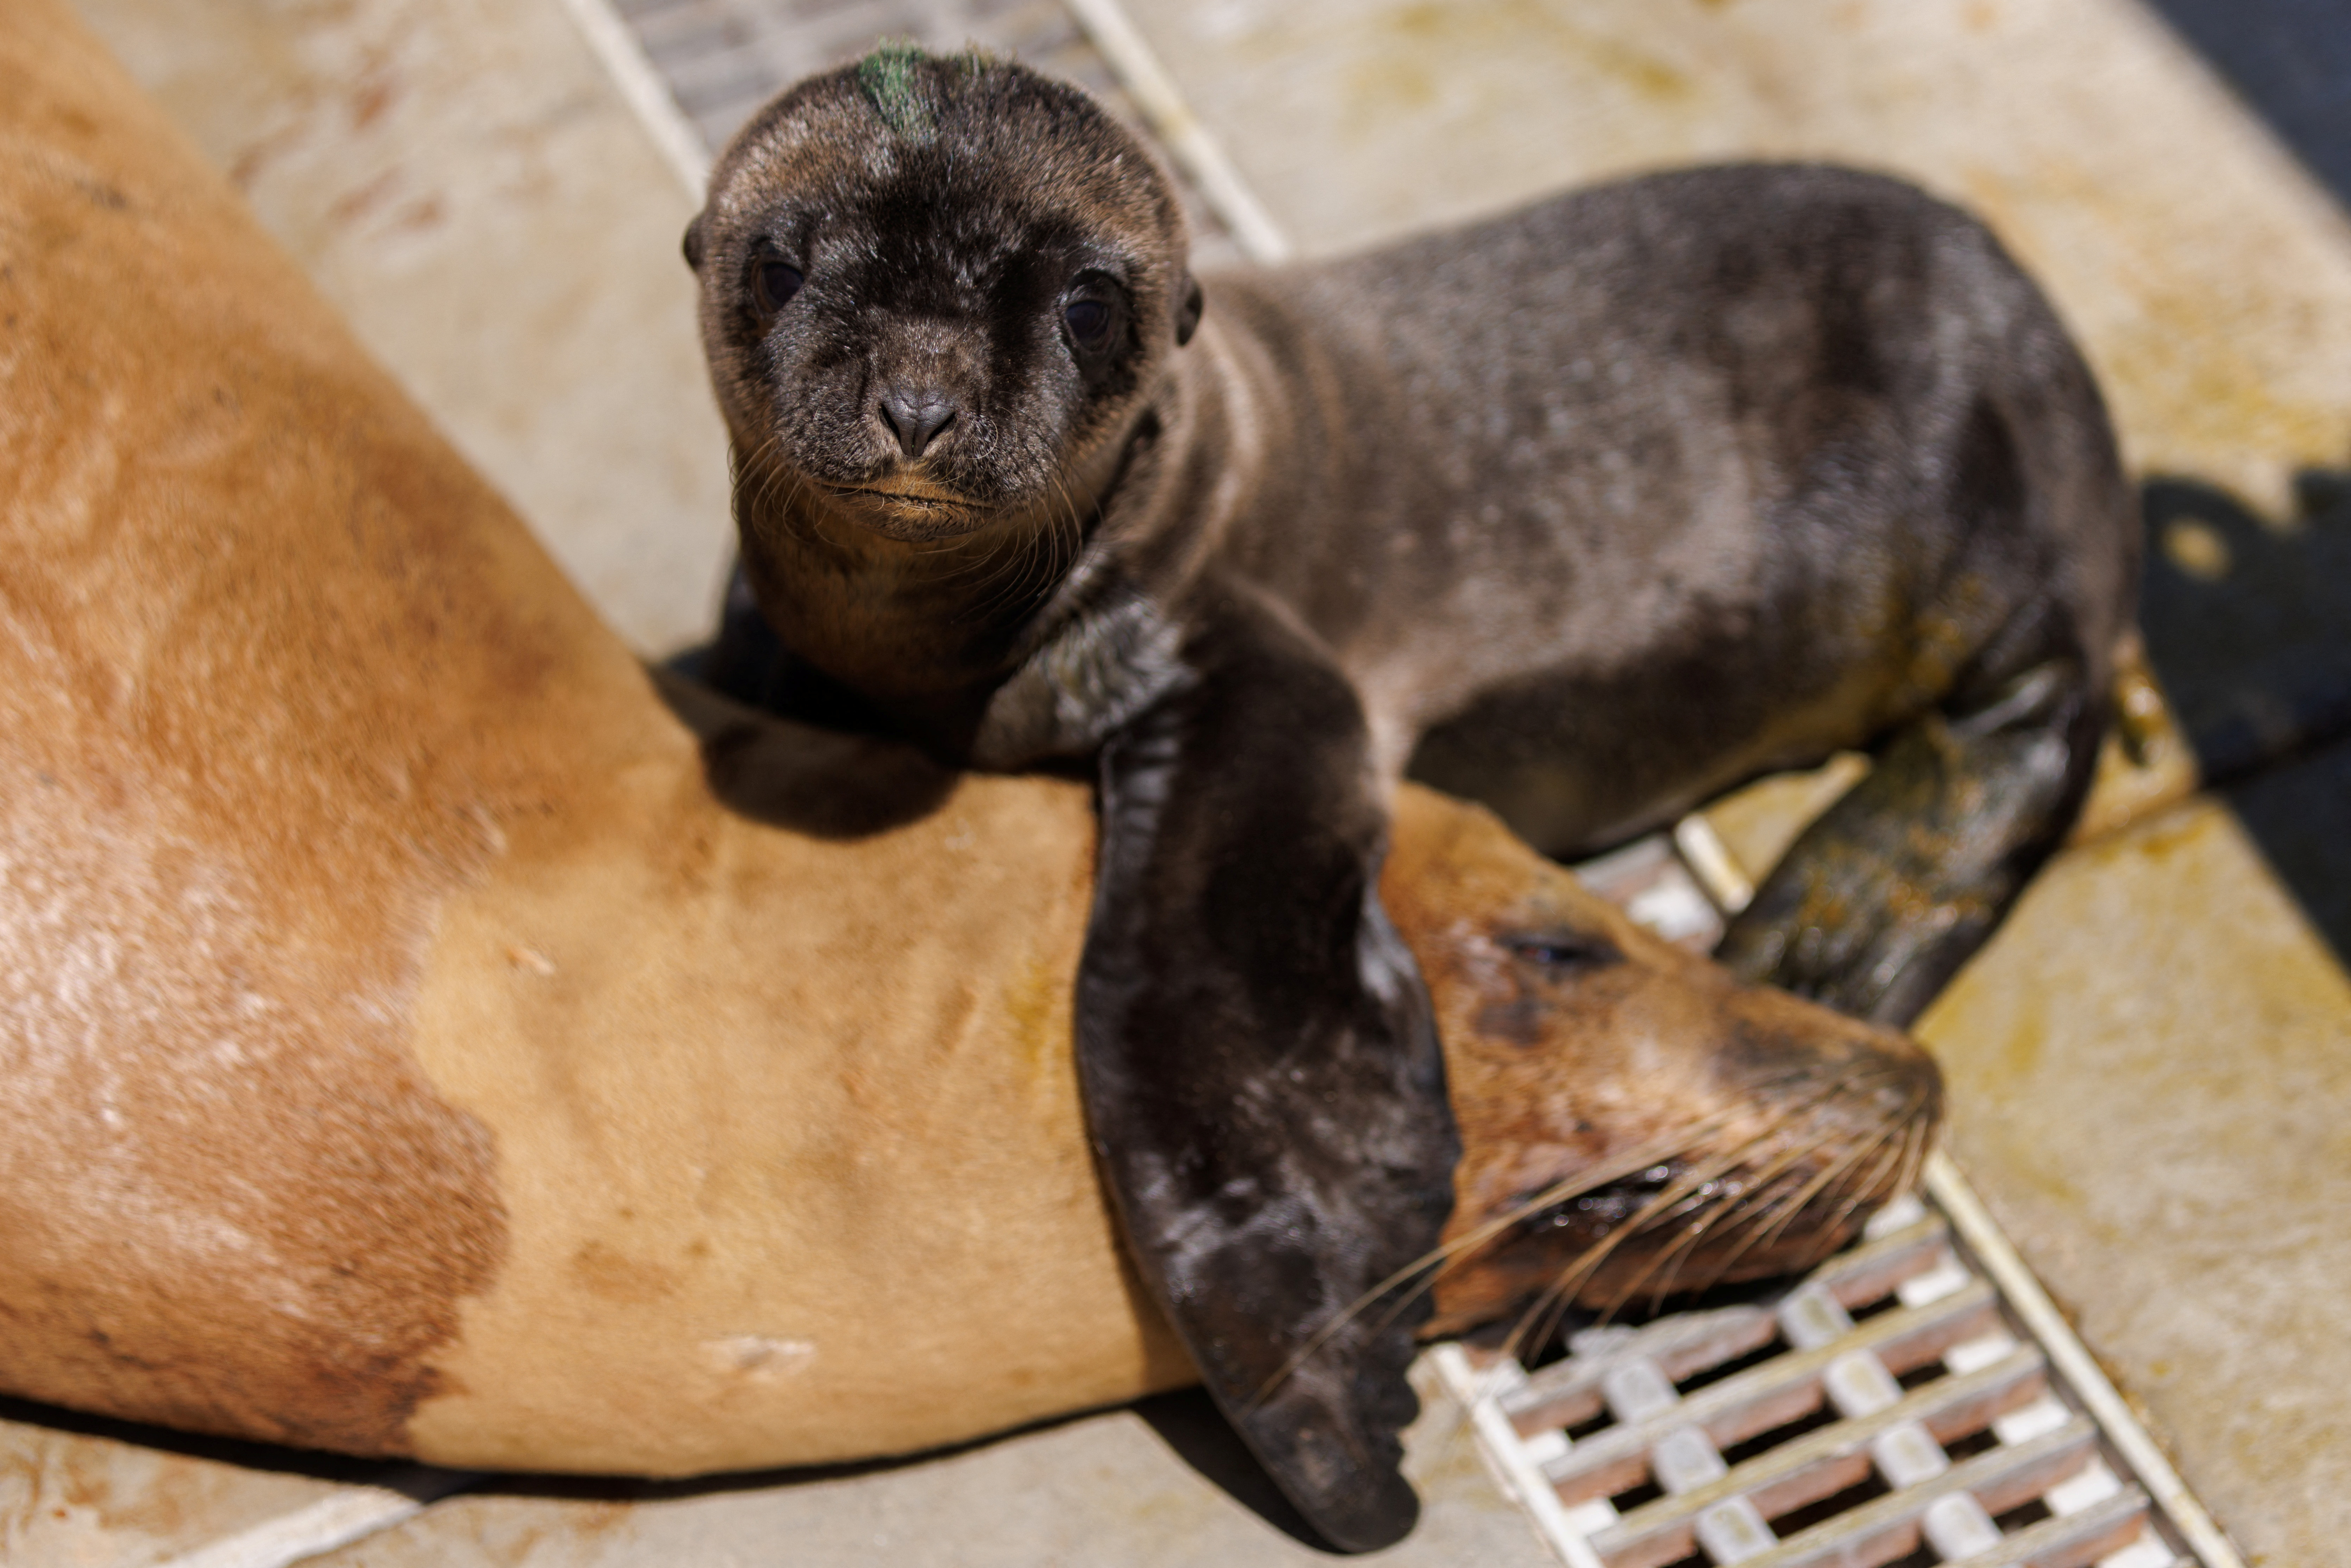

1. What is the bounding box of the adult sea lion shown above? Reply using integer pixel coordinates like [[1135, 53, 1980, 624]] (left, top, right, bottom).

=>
[[687, 48, 2135, 1541], [0, 0, 1940, 1498]]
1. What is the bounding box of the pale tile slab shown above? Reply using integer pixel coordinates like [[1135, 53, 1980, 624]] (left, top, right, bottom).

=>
[[0, 1410, 378, 1568], [301, 1367, 1555, 1567], [73, 0, 737, 655], [1119, 0, 2351, 514], [1916, 767, 2351, 1568]]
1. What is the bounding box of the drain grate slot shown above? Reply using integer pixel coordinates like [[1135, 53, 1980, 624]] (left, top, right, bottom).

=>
[[1435, 1169, 2238, 1568]]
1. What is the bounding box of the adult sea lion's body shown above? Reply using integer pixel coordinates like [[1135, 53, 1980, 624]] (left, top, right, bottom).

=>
[[692, 51, 2135, 1542], [0, 0, 1940, 1484]]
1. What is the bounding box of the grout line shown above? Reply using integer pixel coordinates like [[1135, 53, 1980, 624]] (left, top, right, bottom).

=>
[[1923, 1151, 2248, 1568], [553, 0, 714, 199], [152, 1471, 481, 1568], [1057, 0, 1292, 264]]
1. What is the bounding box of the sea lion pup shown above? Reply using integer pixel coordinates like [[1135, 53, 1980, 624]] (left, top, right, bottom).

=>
[[688, 48, 2132, 1542], [0, 0, 1941, 1494]]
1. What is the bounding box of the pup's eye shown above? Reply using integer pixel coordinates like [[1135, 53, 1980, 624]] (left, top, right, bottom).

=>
[[1064, 298, 1111, 347], [1501, 931, 1623, 974], [754, 261, 804, 316]]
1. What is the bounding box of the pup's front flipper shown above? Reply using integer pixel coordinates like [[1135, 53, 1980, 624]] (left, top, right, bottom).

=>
[[1717, 648, 2107, 1026], [1078, 584, 1458, 1553]]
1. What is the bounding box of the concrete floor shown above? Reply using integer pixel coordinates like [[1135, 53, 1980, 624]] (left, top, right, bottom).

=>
[[9, 0, 2350, 1564], [73, 0, 737, 657], [287, 1373, 1557, 1568]]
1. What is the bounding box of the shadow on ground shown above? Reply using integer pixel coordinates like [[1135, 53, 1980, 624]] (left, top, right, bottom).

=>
[[2060, 0, 2351, 969], [2141, 0, 2351, 216], [0, 1384, 1341, 1548], [2138, 467, 2351, 966]]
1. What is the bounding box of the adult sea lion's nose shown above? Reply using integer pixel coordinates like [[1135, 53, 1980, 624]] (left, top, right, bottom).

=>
[[877, 385, 957, 459]]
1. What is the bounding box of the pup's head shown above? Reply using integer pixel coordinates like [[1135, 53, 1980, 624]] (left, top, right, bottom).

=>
[[688, 48, 1199, 544]]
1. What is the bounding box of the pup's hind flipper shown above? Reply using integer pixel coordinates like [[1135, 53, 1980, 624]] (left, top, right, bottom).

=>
[[1717, 649, 2107, 1026]]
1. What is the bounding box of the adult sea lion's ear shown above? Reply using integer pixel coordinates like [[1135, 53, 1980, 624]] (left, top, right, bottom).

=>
[[682, 213, 707, 272], [1175, 274, 1203, 345]]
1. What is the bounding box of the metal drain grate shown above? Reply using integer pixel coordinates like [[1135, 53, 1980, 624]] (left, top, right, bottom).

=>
[[578, 0, 1257, 266], [1477, 810, 2243, 1568], [1432, 1158, 2244, 1568]]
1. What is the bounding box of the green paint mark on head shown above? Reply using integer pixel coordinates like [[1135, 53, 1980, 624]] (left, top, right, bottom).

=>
[[856, 43, 937, 142]]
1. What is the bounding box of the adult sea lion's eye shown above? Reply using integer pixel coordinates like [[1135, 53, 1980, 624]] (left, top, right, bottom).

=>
[[754, 261, 804, 316], [1064, 298, 1111, 347], [1502, 931, 1624, 974]]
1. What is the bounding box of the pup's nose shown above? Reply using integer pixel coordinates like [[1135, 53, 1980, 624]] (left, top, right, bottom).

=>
[[877, 385, 957, 459]]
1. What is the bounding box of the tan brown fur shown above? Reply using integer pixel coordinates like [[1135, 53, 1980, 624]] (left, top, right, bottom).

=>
[[1385, 793, 1940, 1332], [0, 0, 540, 1454], [0, 0, 1934, 1478]]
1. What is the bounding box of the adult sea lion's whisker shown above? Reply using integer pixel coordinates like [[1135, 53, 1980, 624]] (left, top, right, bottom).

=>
[[1837, 1084, 1937, 1210], [1825, 1097, 1924, 1219], [1506, 1146, 1759, 1348], [1687, 1135, 1846, 1291], [1269, 1067, 1871, 1401], [1578, 1076, 1868, 1312], [1262, 1093, 1819, 1407], [1896, 1109, 1934, 1196], [1624, 1207, 1725, 1316], [1749, 1124, 1889, 1257], [1247, 1115, 1748, 1409], [1742, 1084, 1928, 1271], [1584, 1142, 1787, 1324]]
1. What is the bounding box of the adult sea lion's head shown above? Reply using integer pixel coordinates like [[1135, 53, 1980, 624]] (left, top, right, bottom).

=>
[[688, 47, 1198, 545], [1378, 790, 1945, 1341]]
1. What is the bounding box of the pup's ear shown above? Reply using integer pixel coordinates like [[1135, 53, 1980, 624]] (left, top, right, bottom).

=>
[[682, 213, 707, 273], [1175, 274, 1204, 346]]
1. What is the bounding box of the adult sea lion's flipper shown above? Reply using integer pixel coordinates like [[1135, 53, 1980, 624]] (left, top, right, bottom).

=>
[[1717, 638, 2108, 1026], [1076, 583, 1458, 1554]]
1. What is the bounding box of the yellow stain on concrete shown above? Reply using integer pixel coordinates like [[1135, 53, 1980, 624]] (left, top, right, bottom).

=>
[[1916, 796, 2351, 1566]]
